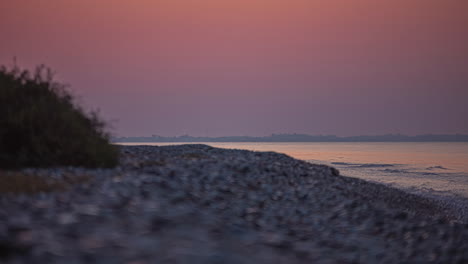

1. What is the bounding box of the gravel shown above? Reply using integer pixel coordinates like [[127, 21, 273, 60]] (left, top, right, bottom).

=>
[[1, 144, 467, 263]]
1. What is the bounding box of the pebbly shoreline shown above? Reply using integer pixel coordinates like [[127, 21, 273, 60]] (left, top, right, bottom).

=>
[[1, 144, 467, 263]]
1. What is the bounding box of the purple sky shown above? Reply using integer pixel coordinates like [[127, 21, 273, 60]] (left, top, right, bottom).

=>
[[1, 0, 467, 137]]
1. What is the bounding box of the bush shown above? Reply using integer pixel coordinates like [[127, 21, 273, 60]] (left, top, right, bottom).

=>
[[0, 64, 119, 169]]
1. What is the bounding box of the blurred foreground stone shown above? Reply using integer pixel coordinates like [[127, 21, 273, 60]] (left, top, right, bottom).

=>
[[0, 145, 467, 263]]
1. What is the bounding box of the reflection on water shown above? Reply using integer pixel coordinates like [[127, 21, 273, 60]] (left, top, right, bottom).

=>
[[118, 142, 468, 199]]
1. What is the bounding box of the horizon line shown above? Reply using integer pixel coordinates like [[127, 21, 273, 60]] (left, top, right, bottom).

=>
[[113, 133, 468, 143]]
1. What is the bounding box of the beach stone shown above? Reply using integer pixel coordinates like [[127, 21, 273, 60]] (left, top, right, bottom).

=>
[[57, 213, 77, 225], [0, 145, 467, 263]]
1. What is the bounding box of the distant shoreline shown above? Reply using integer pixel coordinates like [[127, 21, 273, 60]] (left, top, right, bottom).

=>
[[113, 134, 468, 143]]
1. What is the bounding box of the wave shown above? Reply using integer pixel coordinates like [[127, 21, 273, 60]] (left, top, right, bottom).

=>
[[310, 159, 468, 222], [427, 166, 450, 170], [382, 168, 407, 174], [331, 162, 396, 168]]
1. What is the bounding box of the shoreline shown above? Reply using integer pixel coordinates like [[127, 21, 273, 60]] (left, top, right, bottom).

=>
[[305, 160, 468, 224], [1, 144, 467, 263]]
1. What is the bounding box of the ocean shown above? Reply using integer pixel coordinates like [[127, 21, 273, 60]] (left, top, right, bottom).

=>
[[118, 142, 468, 202]]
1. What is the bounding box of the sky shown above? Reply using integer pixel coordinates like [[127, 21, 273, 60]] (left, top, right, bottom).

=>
[[1, 0, 467, 137]]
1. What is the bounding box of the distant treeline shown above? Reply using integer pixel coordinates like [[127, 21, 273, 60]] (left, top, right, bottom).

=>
[[113, 134, 468, 143]]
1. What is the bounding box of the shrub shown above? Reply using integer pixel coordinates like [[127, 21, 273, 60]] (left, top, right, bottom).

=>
[[0, 64, 119, 169]]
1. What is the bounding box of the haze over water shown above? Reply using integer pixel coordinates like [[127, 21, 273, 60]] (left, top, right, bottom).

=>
[[120, 142, 468, 199]]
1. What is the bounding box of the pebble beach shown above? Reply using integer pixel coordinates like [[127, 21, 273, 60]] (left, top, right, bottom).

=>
[[1, 144, 467, 263]]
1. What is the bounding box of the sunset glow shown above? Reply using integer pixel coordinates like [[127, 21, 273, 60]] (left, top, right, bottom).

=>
[[1, 0, 467, 136]]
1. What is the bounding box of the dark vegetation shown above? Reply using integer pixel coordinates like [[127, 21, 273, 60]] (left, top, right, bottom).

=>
[[0, 64, 118, 169]]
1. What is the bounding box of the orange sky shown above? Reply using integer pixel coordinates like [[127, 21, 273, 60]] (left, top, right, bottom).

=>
[[1, 0, 467, 136]]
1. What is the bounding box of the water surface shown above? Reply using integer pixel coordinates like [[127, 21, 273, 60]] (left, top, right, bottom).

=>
[[118, 142, 468, 200]]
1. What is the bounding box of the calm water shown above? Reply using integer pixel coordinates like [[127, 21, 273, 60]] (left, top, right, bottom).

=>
[[118, 142, 468, 199]]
